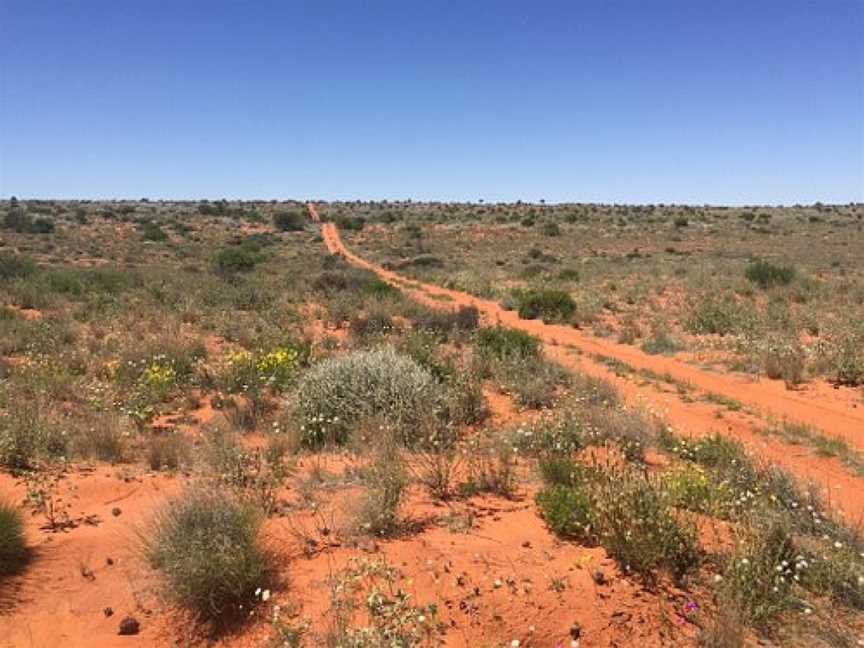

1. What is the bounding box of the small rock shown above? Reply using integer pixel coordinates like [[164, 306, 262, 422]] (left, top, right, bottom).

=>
[[106, 557, 114, 566], [569, 623, 582, 640], [103, 607, 113, 617], [521, 540, 531, 548], [592, 570, 607, 585], [111, 507, 122, 517], [118, 616, 140, 635]]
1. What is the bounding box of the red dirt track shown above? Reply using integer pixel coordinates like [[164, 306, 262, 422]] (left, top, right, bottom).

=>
[[308, 202, 864, 522]]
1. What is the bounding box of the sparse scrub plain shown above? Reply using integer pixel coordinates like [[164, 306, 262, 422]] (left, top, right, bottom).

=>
[[1, 197, 863, 647]]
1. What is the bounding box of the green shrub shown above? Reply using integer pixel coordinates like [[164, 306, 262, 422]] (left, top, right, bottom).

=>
[[144, 489, 271, 622], [0, 403, 67, 470], [273, 210, 306, 231], [535, 485, 593, 540], [0, 501, 28, 575], [542, 222, 561, 236], [141, 221, 168, 242], [475, 326, 540, 360], [0, 253, 36, 280], [495, 354, 567, 409], [593, 468, 699, 584], [335, 215, 365, 231], [686, 295, 748, 336], [214, 246, 263, 273], [745, 259, 796, 289], [411, 305, 479, 334], [30, 217, 55, 234], [292, 346, 442, 447], [513, 289, 576, 323]]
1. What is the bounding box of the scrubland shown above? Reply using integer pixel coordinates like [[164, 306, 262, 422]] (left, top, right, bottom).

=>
[[1, 197, 863, 647]]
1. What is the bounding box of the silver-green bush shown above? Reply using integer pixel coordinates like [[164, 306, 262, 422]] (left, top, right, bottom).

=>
[[292, 346, 442, 447]]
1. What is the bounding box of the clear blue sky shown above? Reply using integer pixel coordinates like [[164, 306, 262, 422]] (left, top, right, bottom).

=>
[[1, 1, 862, 204]]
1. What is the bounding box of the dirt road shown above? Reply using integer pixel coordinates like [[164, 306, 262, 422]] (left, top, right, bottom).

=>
[[308, 202, 864, 520]]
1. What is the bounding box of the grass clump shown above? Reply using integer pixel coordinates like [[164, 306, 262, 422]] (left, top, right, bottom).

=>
[[475, 325, 540, 360], [292, 346, 441, 447], [0, 501, 28, 575], [745, 259, 796, 289], [144, 489, 271, 623], [511, 288, 576, 323]]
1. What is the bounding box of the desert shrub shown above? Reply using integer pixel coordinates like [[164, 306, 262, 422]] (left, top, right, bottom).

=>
[[141, 221, 168, 242], [0, 252, 36, 280], [535, 484, 593, 540], [462, 431, 518, 498], [542, 222, 561, 236], [443, 369, 487, 426], [664, 464, 731, 516], [396, 330, 455, 380], [292, 346, 442, 447], [745, 259, 796, 289], [349, 306, 395, 339], [512, 289, 576, 323], [475, 326, 540, 360], [557, 268, 580, 282], [273, 210, 306, 231], [686, 294, 750, 336], [144, 489, 271, 622], [147, 433, 192, 471], [410, 305, 479, 334], [204, 426, 292, 513], [720, 514, 798, 627], [71, 413, 128, 462], [759, 334, 806, 384], [0, 501, 27, 575], [325, 557, 443, 647], [334, 215, 365, 230], [353, 439, 408, 537], [214, 246, 263, 273], [0, 402, 67, 470], [825, 326, 864, 386], [538, 455, 589, 488], [593, 468, 699, 584], [640, 324, 683, 355], [494, 354, 567, 409]]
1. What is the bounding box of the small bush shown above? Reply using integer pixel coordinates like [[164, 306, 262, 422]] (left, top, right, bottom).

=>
[[745, 259, 796, 289], [535, 485, 593, 540], [760, 335, 806, 385], [593, 468, 699, 584], [0, 253, 36, 280], [144, 489, 271, 622], [141, 221, 168, 242], [475, 326, 540, 360], [411, 305, 479, 334], [495, 354, 567, 409], [542, 222, 561, 236], [292, 346, 442, 447], [273, 210, 306, 231], [0, 501, 28, 575], [146, 433, 192, 471], [513, 289, 576, 323], [353, 439, 408, 537], [214, 246, 263, 274]]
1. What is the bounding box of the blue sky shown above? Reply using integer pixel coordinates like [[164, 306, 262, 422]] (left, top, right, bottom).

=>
[[1, 1, 862, 204]]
